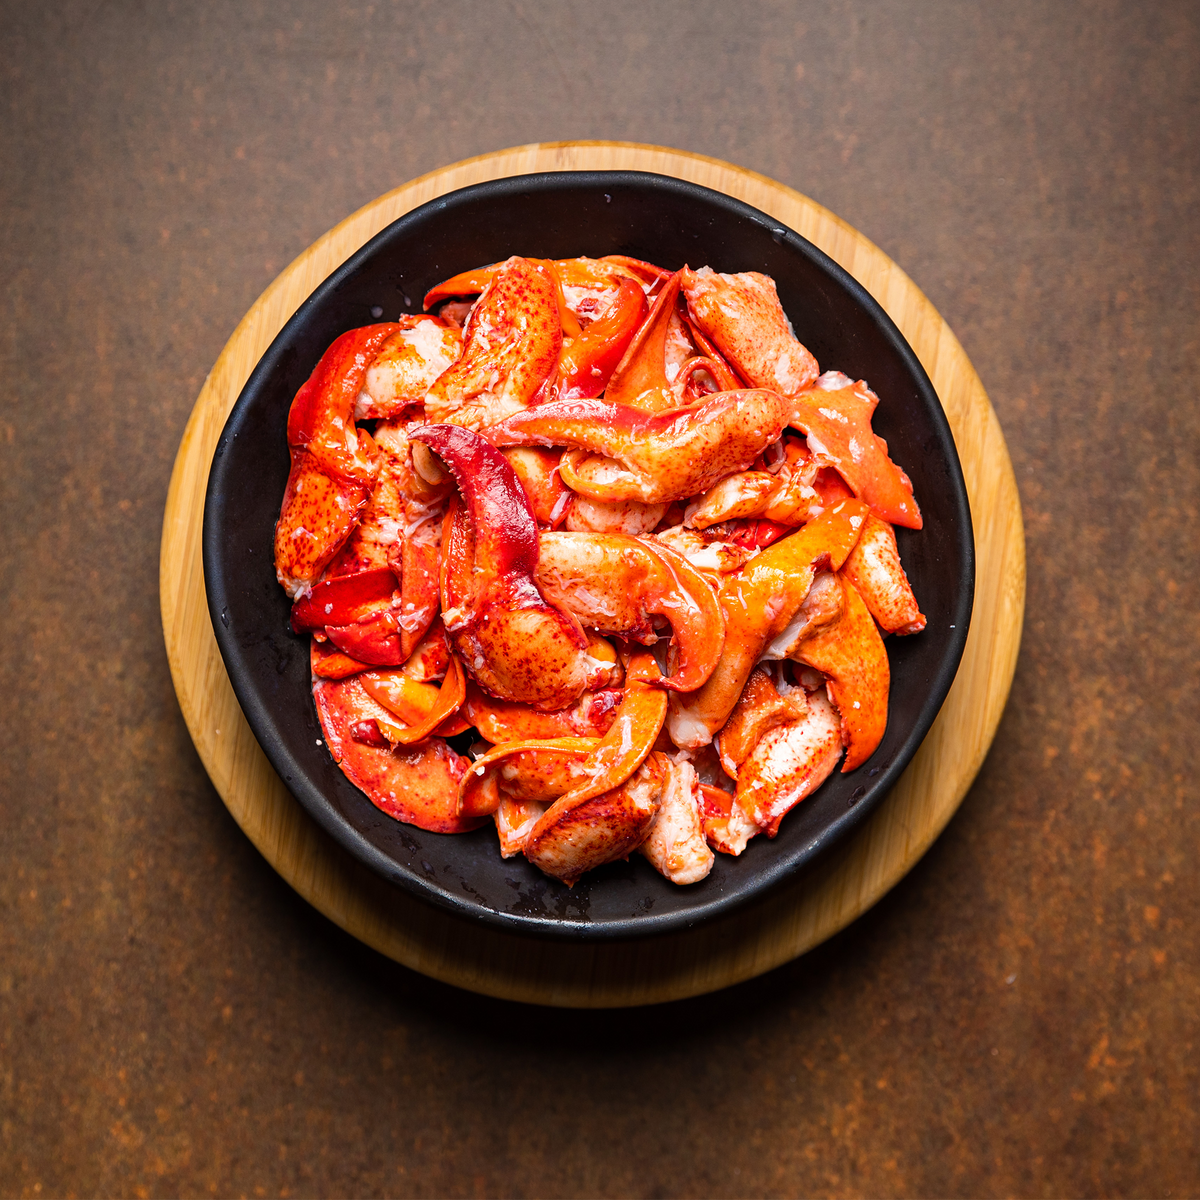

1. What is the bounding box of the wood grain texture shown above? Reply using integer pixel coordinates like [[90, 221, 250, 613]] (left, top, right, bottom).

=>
[[159, 142, 1024, 1007]]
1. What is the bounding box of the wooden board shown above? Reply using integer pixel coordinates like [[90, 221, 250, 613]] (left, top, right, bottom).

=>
[[160, 142, 1025, 1007]]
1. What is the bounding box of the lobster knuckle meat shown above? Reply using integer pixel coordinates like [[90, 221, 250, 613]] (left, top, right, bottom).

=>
[[495, 796, 549, 858], [524, 754, 665, 887], [485, 389, 791, 505], [413, 422, 592, 711], [637, 758, 715, 884], [736, 687, 844, 836], [534, 531, 725, 692], [842, 513, 927, 634], [603, 270, 683, 412], [698, 783, 759, 857], [424, 256, 562, 430], [793, 574, 890, 772], [716, 668, 809, 780], [354, 316, 463, 421], [681, 266, 819, 398], [666, 498, 870, 749]]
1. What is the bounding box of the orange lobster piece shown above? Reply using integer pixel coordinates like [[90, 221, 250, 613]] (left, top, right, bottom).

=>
[[424, 257, 562, 430], [681, 267, 820, 397], [414, 423, 593, 711], [486, 389, 791, 504]]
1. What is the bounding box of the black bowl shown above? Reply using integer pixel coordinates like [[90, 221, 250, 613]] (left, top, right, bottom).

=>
[[203, 171, 973, 941]]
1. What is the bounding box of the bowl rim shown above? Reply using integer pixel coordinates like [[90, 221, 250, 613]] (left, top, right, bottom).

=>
[[203, 169, 975, 942]]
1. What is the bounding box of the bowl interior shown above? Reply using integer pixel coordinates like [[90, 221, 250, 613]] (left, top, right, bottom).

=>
[[203, 171, 973, 941]]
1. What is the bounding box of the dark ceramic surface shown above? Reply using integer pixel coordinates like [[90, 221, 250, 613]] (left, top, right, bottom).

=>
[[203, 172, 973, 940]]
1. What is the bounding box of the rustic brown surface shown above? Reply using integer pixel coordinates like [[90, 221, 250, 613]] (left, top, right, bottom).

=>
[[2, 2, 1197, 1197]]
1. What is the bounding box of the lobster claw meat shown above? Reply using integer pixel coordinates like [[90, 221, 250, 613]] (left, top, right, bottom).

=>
[[666, 499, 870, 748], [789, 373, 922, 529], [636, 758, 715, 884], [457, 649, 668, 881], [412, 423, 593, 711], [485, 389, 791, 505], [534, 532, 725, 692], [524, 754, 665, 886], [680, 267, 819, 398], [792, 574, 890, 772], [274, 324, 399, 595], [424, 257, 562, 430]]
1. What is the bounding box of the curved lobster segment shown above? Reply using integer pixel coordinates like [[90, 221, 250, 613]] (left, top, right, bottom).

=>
[[533, 532, 725, 692], [290, 566, 406, 666], [841, 512, 927, 634], [716, 668, 808, 779], [792, 575, 890, 772], [666, 499, 870, 748], [274, 324, 400, 595], [458, 738, 601, 819], [412, 423, 592, 711], [355, 316, 463, 421], [680, 267, 819, 398], [463, 684, 622, 744], [736, 687, 844, 836], [546, 276, 648, 403], [789, 376, 922, 529], [523, 754, 665, 886], [312, 662, 484, 834], [424, 257, 562, 430], [360, 655, 466, 745], [485, 389, 791, 505]]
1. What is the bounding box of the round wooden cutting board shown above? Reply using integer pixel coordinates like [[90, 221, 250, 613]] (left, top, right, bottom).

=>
[[160, 142, 1025, 1007]]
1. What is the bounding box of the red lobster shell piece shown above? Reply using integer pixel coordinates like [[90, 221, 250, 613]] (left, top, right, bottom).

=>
[[411, 423, 592, 711], [274, 324, 399, 596], [789, 375, 922, 529], [423, 257, 562, 430], [312, 658, 484, 834], [793, 574, 890, 772], [680, 267, 820, 398], [484, 389, 792, 505]]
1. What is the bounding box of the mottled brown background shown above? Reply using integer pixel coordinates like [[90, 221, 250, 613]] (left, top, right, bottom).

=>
[[2, 1, 1197, 1197]]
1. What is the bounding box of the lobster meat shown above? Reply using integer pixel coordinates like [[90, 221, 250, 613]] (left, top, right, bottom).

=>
[[272, 254, 929, 886]]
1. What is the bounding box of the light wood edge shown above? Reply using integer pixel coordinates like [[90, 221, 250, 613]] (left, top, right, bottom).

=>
[[160, 142, 1025, 1007]]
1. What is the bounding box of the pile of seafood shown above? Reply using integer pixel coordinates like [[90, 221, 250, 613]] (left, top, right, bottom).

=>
[[273, 254, 925, 887]]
